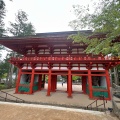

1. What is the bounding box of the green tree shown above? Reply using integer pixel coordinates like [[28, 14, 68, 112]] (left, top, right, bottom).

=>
[[69, 0, 120, 56], [0, 0, 12, 9], [69, 0, 120, 85], [0, 0, 4, 9], [0, 56, 10, 82], [0, 0, 6, 61], [7, 10, 35, 88], [0, 0, 6, 37], [8, 10, 35, 36]]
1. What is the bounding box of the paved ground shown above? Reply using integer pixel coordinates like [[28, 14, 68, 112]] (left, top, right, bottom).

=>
[[0, 83, 112, 108], [0, 83, 119, 120], [0, 102, 118, 120]]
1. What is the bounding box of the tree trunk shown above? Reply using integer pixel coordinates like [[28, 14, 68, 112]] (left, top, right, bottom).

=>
[[113, 67, 119, 85], [109, 69, 112, 86], [7, 51, 16, 88]]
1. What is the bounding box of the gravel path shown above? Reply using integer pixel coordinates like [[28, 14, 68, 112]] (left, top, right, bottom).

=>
[[0, 102, 118, 120]]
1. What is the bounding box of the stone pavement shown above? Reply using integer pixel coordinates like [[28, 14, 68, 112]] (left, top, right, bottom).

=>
[[0, 83, 112, 109]]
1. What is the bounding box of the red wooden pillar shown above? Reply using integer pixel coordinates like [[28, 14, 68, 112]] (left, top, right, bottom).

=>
[[105, 69, 111, 100], [29, 68, 35, 94], [47, 69, 51, 96], [51, 75, 54, 92], [52, 76, 54, 91], [88, 69, 93, 99], [38, 74, 42, 90], [71, 75, 72, 93], [55, 75, 57, 90], [68, 69, 72, 97], [82, 76, 83, 91], [51, 75, 57, 92], [82, 76, 87, 94], [53, 75, 57, 91], [15, 68, 22, 93], [42, 74, 45, 88]]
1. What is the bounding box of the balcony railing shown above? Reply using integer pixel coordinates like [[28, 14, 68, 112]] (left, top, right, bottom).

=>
[[10, 56, 120, 62]]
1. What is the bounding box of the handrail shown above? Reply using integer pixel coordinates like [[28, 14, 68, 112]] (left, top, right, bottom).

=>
[[0, 95, 13, 101], [0, 90, 24, 103], [87, 95, 107, 111]]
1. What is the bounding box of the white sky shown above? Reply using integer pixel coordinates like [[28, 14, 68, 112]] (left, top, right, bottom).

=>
[[4, 0, 93, 33], [1, 0, 95, 59]]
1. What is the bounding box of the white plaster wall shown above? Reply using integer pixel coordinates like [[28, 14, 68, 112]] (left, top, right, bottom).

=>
[[100, 76, 107, 87], [20, 74, 27, 84], [22, 66, 27, 69], [61, 64, 67, 66], [35, 67, 42, 69], [98, 64, 103, 66], [71, 67, 79, 70], [91, 67, 97, 70], [52, 67, 59, 70], [80, 67, 87, 70], [72, 64, 78, 66], [60, 67, 68, 70], [42, 67, 48, 69], [98, 67, 105, 70], [80, 64, 86, 66], [27, 67, 32, 69], [92, 64, 96, 66], [20, 74, 38, 83], [34, 75, 38, 82]]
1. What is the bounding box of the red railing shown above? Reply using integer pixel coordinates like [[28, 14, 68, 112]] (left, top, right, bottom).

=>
[[10, 56, 120, 62]]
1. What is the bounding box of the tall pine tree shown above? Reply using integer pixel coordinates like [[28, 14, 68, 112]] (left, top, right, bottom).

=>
[[6, 10, 35, 88], [0, 0, 6, 37], [8, 10, 35, 36], [0, 0, 6, 60]]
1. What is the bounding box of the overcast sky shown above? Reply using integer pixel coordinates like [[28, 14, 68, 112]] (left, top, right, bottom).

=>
[[4, 0, 93, 33]]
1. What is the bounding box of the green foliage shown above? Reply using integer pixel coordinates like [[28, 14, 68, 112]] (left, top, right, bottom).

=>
[[0, 84, 6, 90], [61, 75, 80, 81], [61, 75, 67, 80], [69, 0, 120, 55], [72, 76, 80, 81], [6, 10, 36, 88], [0, 0, 6, 37], [0, 52, 17, 80], [0, 0, 7, 59], [0, 58, 9, 79], [0, 0, 4, 9], [8, 10, 35, 36]]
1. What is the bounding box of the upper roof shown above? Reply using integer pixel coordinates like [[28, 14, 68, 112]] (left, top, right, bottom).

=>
[[0, 30, 93, 40], [36, 30, 92, 37], [0, 30, 92, 54]]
